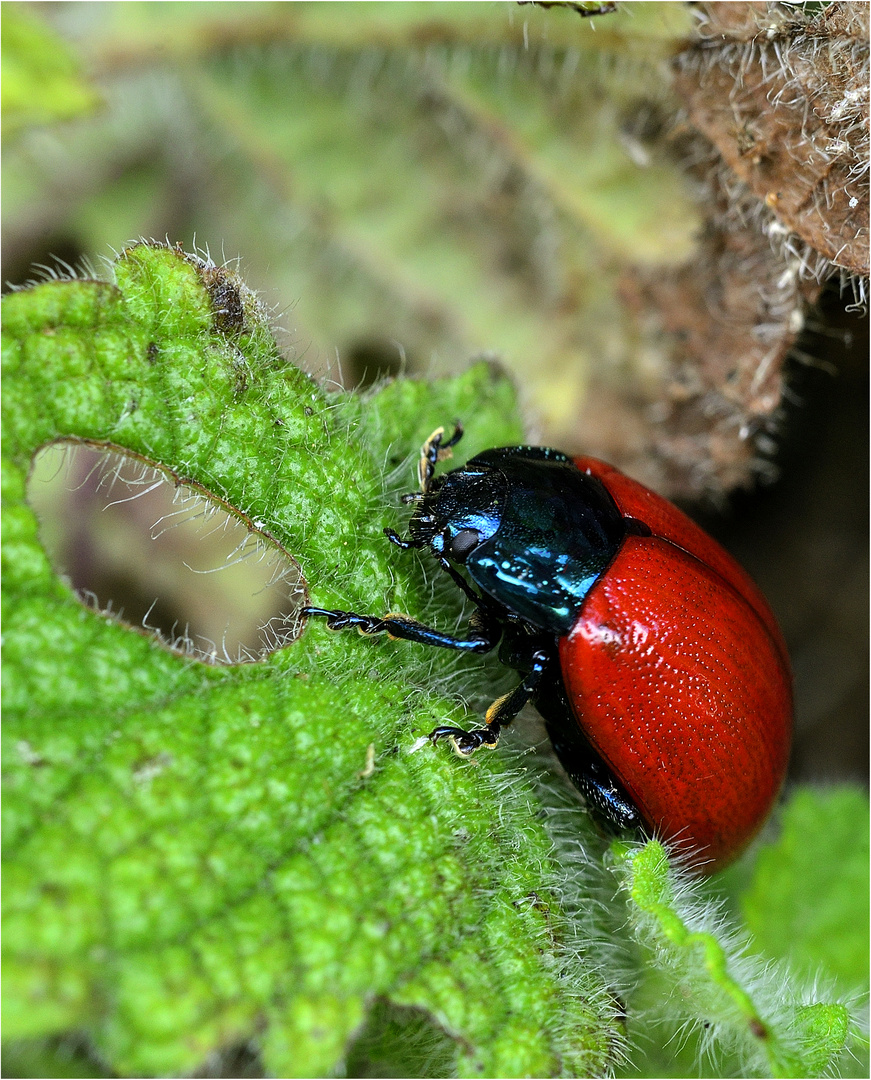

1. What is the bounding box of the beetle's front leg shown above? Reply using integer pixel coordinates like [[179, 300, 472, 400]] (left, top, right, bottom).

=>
[[301, 605, 499, 654], [428, 648, 549, 756]]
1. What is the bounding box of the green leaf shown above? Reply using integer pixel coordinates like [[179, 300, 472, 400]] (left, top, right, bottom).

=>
[[0, 1035, 112, 1080], [1, 5, 100, 137], [615, 839, 856, 1079], [2, 242, 616, 1077], [741, 787, 870, 993]]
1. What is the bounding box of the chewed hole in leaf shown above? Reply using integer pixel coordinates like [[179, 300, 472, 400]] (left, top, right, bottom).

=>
[[28, 440, 307, 665]]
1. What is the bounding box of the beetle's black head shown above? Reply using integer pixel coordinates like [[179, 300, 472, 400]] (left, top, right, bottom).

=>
[[406, 465, 506, 564], [398, 444, 630, 634]]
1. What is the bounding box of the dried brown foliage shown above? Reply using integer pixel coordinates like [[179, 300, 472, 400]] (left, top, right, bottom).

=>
[[597, 1, 868, 500]]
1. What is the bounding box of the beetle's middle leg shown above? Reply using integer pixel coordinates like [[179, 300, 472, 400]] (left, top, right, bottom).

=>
[[428, 648, 548, 755]]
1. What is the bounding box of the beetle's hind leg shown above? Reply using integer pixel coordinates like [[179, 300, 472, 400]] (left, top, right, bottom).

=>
[[547, 729, 643, 834], [428, 649, 548, 756], [537, 683, 643, 834]]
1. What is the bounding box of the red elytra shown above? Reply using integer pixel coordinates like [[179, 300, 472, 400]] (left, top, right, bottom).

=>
[[560, 458, 793, 870]]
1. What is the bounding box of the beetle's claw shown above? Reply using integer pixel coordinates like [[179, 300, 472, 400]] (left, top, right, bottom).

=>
[[428, 725, 498, 757]]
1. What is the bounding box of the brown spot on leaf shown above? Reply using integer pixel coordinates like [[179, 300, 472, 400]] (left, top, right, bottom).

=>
[[202, 269, 247, 333]]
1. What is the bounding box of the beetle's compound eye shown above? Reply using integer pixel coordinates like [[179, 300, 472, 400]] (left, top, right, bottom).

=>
[[447, 528, 481, 562]]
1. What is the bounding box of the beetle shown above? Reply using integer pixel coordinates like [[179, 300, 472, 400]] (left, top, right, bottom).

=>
[[303, 426, 792, 871]]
